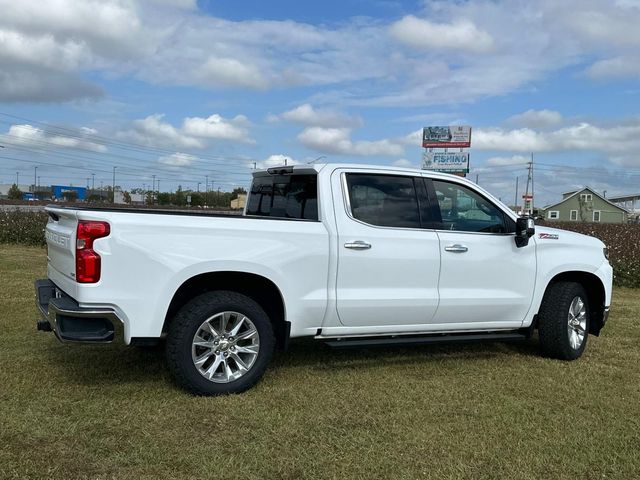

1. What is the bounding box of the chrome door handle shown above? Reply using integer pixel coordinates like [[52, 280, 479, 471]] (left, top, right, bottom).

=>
[[444, 244, 468, 253], [344, 241, 372, 250]]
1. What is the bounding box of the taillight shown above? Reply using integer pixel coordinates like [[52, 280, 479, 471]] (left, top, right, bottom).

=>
[[76, 221, 110, 283]]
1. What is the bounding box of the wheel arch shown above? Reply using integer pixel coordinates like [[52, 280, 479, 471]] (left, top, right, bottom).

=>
[[540, 271, 606, 336], [163, 271, 289, 348]]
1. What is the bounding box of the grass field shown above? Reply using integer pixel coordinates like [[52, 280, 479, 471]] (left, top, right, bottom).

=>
[[1, 245, 639, 480]]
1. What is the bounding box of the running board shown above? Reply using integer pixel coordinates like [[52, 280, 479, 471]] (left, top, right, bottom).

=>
[[324, 332, 528, 349]]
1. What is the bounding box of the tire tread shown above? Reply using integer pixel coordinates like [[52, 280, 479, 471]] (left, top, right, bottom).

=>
[[538, 281, 589, 360], [165, 291, 275, 395]]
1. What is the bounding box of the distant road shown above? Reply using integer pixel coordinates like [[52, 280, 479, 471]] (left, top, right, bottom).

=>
[[0, 204, 242, 215], [0, 204, 46, 212]]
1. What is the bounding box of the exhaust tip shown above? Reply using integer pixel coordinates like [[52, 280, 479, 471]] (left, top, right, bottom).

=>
[[37, 320, 52, 332]]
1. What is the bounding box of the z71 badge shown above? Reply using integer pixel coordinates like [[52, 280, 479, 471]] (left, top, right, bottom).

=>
[[539, 233, 559, 240]]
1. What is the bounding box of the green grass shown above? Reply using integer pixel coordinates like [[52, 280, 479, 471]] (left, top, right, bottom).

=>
[[1, 245, 639, 480]]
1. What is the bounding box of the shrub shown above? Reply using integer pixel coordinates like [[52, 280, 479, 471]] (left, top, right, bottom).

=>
[[539, 221, 640, 288], [0, 210, 48, 247]]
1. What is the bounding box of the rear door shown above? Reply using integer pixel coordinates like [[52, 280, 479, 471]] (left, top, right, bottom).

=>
[[426, 178, 536, 326], [333, 169, 441, 327]]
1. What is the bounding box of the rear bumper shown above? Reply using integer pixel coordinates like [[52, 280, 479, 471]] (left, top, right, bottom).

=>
[[35, 279, 124, 344]]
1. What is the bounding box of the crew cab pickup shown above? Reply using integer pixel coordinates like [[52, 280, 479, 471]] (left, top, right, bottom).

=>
[[36, 164, 612, 395]]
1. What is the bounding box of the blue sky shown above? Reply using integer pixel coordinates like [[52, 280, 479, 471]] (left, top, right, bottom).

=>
[[1, 0, 639, 205]]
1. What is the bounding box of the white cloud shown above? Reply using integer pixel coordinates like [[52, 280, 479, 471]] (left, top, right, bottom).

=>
[[474, 120, 640, 161], [3, 124, 106, 152], [144, 0, 197, 9], [586, 56, 640, 79], [397, 129, 423, 147], [564, 8, 640, 48], [254, 154, 299, 169], [0, 29, 88, 71], [0, 0, 151, 59], [507, 109, 564, 129], [158, 152, 198, 167], [182, 114, 253, 143], [392, 159, 417, 168], [0, 68, 103, 103], [274, 104, 362, 128], [389, 15, 494, 53], [0, 0, 150, 102], [118, 112, 253, 149], [195, 57, 269, 90], [1, 0, 640, 106], [298, 127, 404, 157], [118, 114, 204, 149]]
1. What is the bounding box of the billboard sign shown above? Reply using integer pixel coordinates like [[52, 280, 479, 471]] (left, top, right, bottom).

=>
[[422, 152, 470, 173], [422, 125, 472, 148]]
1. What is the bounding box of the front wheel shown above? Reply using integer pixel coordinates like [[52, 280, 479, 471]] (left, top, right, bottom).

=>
[[538, 281, 590, 360], [166, 291, 275, 395]]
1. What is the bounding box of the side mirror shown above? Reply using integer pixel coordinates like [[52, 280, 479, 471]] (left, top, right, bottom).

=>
[[515, 217, 535, 248]]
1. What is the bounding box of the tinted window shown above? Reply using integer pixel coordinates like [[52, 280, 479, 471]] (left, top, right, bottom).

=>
[[246, 174, 318, 220], [430, 180, 510, 233], [346, 174, 421, 228]]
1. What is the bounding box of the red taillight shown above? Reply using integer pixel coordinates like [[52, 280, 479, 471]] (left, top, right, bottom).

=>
[[76, 221, 110, 283]]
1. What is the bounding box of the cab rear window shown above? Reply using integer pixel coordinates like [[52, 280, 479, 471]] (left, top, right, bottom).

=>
[[246, 174, 318, 220]]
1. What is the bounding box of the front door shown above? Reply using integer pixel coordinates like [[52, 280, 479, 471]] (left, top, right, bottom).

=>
[[427, 178, 536, 326], [333, 170, 441, 327]]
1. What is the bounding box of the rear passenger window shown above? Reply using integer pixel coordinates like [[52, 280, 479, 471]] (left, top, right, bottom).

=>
[[345, 174, 421, 228], [246, 174, 318, 220]]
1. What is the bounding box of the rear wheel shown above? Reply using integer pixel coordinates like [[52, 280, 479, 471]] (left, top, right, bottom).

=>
[[166, 291, 275, 395], [538, 282, 590, 360]]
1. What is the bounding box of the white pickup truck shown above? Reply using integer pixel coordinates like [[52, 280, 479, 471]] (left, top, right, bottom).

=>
[[36, 163, 612, 395]]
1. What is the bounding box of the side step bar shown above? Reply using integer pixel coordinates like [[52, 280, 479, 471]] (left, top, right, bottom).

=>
[[324, 331, 529, 349]]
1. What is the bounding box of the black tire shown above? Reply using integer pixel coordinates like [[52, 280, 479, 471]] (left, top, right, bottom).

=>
[[538, 281, 590, 360], [166, 291, 275, 395]]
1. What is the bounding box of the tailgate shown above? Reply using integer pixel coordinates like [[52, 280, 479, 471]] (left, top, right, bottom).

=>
[[45, 207, 78, 283]]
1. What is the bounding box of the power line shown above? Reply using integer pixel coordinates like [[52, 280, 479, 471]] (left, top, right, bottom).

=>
[[0, 114, 263, 168], [0, 133, 253, 177]]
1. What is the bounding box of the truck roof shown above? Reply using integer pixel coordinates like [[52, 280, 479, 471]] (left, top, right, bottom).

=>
[[253, 162, 468, 181]]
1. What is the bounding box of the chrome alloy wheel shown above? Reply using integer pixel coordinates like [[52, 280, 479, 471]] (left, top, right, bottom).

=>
[[567, 296, 587, 350], [191, 311, 260, 383]]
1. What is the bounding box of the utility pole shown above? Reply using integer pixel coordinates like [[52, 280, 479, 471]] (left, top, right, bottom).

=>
[[475, 173, 479, 184], [284, 158, 288, 166], [253, 162, 257, 170], [86, 177, 90, 189], [34, 166, 38, 194], [514, 177, 519, 214], [524, 156, 533, 215], [16, 171, 19, 185], [112, 166, 117, 203], [91, 173, 95, 191], [530, 152, 534, 214], [197, 182, 201, 192], [152, 174, 156, 205]]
